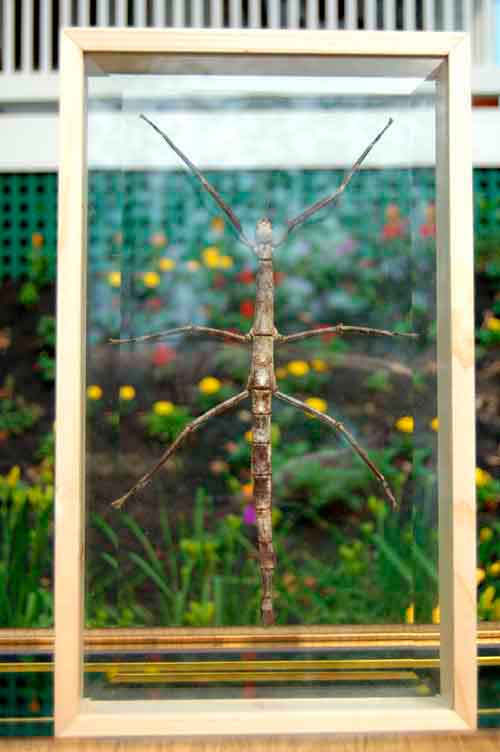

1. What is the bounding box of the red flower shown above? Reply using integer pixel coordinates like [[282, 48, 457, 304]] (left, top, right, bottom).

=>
[[237, 269, 255, 284], [419, 223, 436, 238], [212, 274, 226, 289], [382, 221, 406, 240], [240, 300, 254, 319], [152, 344, 176, 367], [145, 296, 163, 311], [316, 323, 337, 343], [273, 271, 285, 286]]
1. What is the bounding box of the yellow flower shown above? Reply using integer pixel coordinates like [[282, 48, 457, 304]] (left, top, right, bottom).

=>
[[395, 416, 414, 433], [416, 683, 432, 697], [210, 216, 225, 234], [430, 417, 439, 432], [488, 562, 500, 577], [87, 385, 103, 400], [198, 376, 221, 395], [494, 599, 500, 620], [241, 482, 253, 498], [480, 527, 494, 544], [481, 585, 496, 609], [275, 367, 287, 380], [311, 358, 328, 372], [405, 603, 415, 624], [143, 271, 160, 288], [477, 568, 486, 585], [119, 385, 136, 401], [107, 271, 121, 288], [245, 430, 253, 444], [305, 397, 328, 414], [476, 467, 492, 488], [159, 257, 176, 272], [287, 360, 310, 377], [432, 605, 440, 624], [486, 316, 500, 332], [153, 401, 174, 416], [6, 466, 21, 487], [218, 255, 233, 269], [202, 246, 220, 268], [186, 260, 200, 271]]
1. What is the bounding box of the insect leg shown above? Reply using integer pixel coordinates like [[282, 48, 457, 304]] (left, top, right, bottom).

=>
[[275, 119, 393, 245], [277, 324, 417, 346], [274, 390, 397, 509], [110, 325, 250, 345], [140, 114, 253, 249], [111, 390, 249, 510]]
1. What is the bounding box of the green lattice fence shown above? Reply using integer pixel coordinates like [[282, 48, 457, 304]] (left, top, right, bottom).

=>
[[0, 167, 498, 281], [0, 167, 439, 281], [0, 668, 52, 737]]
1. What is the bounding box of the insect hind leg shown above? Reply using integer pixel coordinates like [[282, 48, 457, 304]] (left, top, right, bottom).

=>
[[111, 390, 249, 509]]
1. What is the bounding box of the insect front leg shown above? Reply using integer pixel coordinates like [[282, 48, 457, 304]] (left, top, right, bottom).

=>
[[277, 325, 417, 346], [110, 325, 250, 346]]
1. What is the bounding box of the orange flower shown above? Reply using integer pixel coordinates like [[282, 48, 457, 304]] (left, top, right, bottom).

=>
[[385, 203, 401, 222], [210, 216, 225, 234]]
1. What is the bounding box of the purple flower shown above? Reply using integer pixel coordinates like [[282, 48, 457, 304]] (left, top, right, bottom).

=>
[[335, 237, 355, 256], [242, 504, 256, 526]]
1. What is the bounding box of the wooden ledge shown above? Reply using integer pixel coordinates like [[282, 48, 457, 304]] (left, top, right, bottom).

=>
[[1, 731, 500, 752], [1, 624, 499, 652]]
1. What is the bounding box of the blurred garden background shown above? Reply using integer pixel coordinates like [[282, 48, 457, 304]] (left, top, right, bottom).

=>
[[0, 165, 498, 633], [0, 0, 500, 734]]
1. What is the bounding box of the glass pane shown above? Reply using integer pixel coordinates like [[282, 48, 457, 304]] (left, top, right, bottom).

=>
[[84, 51, 440, 702]]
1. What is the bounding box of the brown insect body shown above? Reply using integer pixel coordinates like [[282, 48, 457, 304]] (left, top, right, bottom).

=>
[[248, 219, 277, 625], [110, 115, 415, 626]]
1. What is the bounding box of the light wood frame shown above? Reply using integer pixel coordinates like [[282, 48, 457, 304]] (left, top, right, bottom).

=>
[[55, 28, 476, 738]]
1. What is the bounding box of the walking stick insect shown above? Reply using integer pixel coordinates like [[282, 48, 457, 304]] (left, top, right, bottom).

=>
[[110, 113, 417, 626]]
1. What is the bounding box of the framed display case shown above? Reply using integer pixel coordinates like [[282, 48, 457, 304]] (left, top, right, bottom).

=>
[[55, 28, 475, 737]]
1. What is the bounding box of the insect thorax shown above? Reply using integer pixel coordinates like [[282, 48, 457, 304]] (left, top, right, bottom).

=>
[[255, 217, 273, 259]]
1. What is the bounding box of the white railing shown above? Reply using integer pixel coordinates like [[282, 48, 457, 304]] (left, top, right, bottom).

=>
[[0, 0, 499, 169], [0, 0, 497, 75]]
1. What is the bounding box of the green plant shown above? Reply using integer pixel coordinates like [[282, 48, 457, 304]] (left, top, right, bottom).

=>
[[143, 403, 193, 443], [36, 429, 55, 463], [33, 315, 56, 382], [17, 242, 52, 308], [36, 351, 55, 382], [0, 380, 43, 437], [364, 369, 392, 393], [37, 315, 55, 347], [0, 464, 53, 627]]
